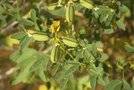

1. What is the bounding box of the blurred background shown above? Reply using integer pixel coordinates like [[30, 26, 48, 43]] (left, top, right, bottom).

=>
[[0, 0, 134, 90]]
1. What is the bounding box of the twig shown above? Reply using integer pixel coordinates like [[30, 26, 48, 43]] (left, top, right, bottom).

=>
[[0, 21, 18, 34], [0, 67, 17, 80]]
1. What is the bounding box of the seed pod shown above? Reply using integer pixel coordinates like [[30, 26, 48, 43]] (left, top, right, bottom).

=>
[[66, 5, 70, 23], [69, 5, 74, 23], [66, 4, 74, 23], [32, 33, 49, 41], [50, 45, 61, 63], [80, 0, 94, 9], [62, 37, 78, 47]]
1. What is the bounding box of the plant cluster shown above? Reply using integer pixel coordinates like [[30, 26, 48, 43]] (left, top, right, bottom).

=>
[[0, 0, 133, 90]]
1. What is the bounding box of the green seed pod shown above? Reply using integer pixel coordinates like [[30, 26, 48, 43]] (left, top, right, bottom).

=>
[[32, 33, 49, 41], [66, 5, 70, 23], [80, 0, 94, 9], [66, 4, 74, 23], [51, 47, 56, 63], [69, 5, 74, 23], [62, 37, 78, 47], [50, 45, 61, 63]]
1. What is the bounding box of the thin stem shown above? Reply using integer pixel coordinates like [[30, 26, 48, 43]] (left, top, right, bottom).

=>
[[72, 24, 75, 35], [122, 68, 125, 80], [16, 0, 21, 19], [60, 44, 76, 61]]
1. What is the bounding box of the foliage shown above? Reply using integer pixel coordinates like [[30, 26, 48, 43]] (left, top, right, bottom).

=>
[[0, 0, 133, 90]]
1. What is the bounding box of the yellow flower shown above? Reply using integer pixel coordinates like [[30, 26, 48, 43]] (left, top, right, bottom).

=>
[[5, 35, 19, 47], [38, 85, 48, 90], [51, 21, 60, 33]]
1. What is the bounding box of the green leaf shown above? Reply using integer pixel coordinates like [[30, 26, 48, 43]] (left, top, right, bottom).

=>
[[114, 82, 122, 90], [80, 0, 94, 9], [51, 63, 60, 76], [67, 74, 75, 90], [21, 19, 35, 26], [11, 59, 37, 85], [12, 8, 21, 20], [11, 48, 37, 63], [103, 76, 110, 85], [116, 19, 125, 30], [79, 75, 89, 84], [65, 64, 79, 76], [99, 53, 109, 62], [17, 55, 36, 69], [97, 76, 106, 86], [10, 50, 21, 62], [31, 9, 37, 22], [105, 13, 114, 27], [90, 65, 103, 75], [100, 11, 109, 23], [55, 70, 65, 80], [47, 3, 57, 10], [61, 78, 69, 89], [120, 5, 130, 14], [90, 75, 98, 89], [104, 28, 114, 34], [30, 53, 49, 72], [0, 4, 6, 14], [123, 79, 130, 89], [91, 43, 98, 58], [74, 3, 83, 11], [124, 43, 134, 53], [35, 66, 47, 82], [22, 74, 37, 84], [105, 80, 122, 90], [20, 36, 33, 50], [11, 31, 27, 40], [66, 61, 81, 65], [48, 7, 65, 17], [78, 75, 90, 90]]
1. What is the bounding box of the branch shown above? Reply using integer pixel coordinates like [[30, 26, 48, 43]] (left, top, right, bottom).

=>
[[0, 67, 17, 80]]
